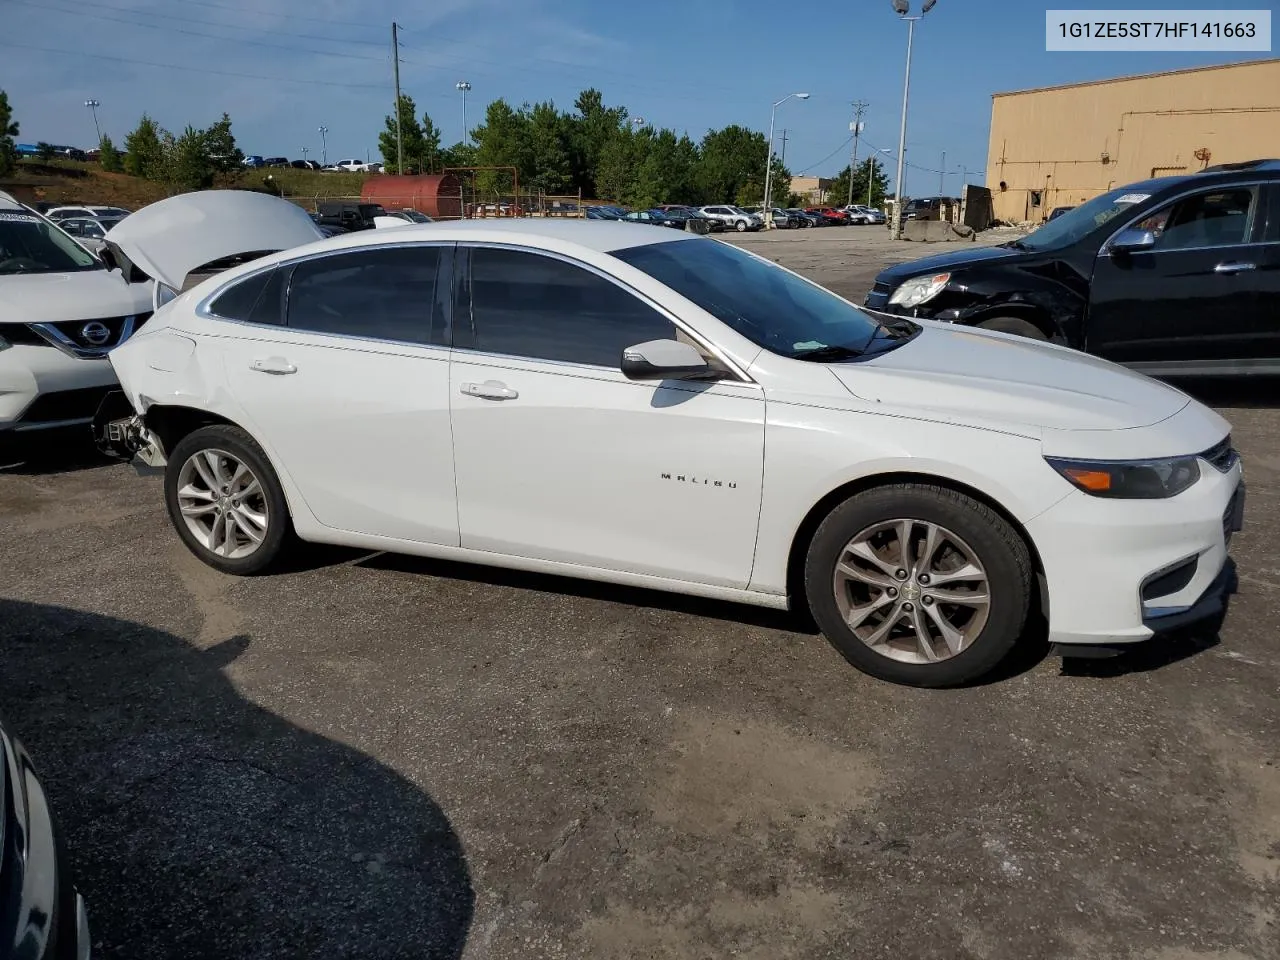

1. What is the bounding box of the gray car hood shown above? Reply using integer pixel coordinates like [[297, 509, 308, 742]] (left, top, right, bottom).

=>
[[0, 268, 151, 324], [104, 190, 323, 291]]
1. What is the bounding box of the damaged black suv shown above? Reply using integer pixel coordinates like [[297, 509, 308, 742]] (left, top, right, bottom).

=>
[[865, 159, 1280, 376]]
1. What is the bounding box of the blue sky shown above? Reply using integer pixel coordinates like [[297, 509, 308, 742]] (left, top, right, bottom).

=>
[[3, 0, 1274, 196]]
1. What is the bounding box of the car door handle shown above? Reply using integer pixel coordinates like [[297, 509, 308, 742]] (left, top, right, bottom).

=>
[[250, 357, 297, 375], [1214, 261, 1256, 274], [460, 380, 519, 400]]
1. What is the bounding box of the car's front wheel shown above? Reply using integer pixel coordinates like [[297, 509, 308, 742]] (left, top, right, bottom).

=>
[[735, 219, 748, 232], [804, 483, 1031, 687], [977, 316, 1050, 341], [164, 424, 293, 575]]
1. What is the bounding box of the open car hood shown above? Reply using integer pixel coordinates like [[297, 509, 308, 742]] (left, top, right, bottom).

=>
[[103, 191, 323, 291]]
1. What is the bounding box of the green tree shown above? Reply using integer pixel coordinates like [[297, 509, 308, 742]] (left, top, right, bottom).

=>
[[123, 115, 168, 179], [825, 157, 890, 208], [0, 90, 18, 177], [696, 125, 768, 205], [439, 140, 478, 170], [629, 128, 699, 208], [379, 94, 425, 174], [36, 141, 56, 163], [170, 125, 214, 189], [472, 98, 530, 196], [202, 113, 244, 175], [525, 101, 571, 195], [418, 111, 443, 173], [98, 135, 123, 172], [567, 88, 628, 196], [594, 126, 642, 205]]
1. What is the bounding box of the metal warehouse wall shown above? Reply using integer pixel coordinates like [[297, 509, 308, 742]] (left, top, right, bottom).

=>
[[985, 57, 1280, 223]]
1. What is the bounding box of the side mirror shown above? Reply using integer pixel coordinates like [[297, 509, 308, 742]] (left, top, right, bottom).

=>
[[1110, 227, 1156, 255], [621, 339, 713, 381]]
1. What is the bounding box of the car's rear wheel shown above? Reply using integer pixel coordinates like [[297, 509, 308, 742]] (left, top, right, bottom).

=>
[[804, 483, 1031, 687], [735, 219, 748, 232], [164, 424, 292, 575], [977, 316, 1049, 341]]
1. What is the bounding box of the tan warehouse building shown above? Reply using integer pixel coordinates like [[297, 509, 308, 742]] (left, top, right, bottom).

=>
[[985, 58, 1280, 223]]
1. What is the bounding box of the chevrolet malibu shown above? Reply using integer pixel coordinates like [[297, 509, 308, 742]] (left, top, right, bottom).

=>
[[100, 192, 1244, 687]]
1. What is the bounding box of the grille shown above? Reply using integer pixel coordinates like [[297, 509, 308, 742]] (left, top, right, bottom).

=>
[[1200, 436, 1238, 473], [18, 386, 114, 426], [24, 312, 151, 357]]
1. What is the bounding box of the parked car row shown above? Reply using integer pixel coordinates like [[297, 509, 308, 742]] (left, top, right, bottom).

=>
[[242, 157, 384, 173]]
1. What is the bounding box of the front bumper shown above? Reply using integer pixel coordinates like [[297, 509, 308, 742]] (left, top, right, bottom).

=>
[[1027, 449, 1243, 649], [0, 343, 119, 435]]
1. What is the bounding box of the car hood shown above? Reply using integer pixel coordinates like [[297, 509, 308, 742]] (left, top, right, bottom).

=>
[[104, 190, 323, 291], [0, 268, 150, 324], [875, 244, 1025, 285], [830, 323, 1189, 435]]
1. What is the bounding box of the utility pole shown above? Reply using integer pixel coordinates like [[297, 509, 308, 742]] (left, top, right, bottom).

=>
[[391, 21, 403, 175], [939, 150, 946, 194], [779, 129, 788, 166], [848, 100, 867, 207]]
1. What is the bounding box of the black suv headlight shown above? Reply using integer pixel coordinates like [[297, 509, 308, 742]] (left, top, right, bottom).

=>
[[1045, 455, 1201, 499]]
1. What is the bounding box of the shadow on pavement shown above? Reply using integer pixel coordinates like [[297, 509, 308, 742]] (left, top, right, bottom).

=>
[[358, 552, 816, 635], [0, 599, 474, 960]]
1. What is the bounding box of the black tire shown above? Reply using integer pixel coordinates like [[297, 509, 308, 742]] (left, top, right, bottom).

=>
[[164, 424, 293, 575], [804, 483, 1032, 688], [977, 316, 1049, 341]]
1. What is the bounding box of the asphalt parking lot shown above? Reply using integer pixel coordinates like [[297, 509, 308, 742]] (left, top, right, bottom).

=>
[[2, 227, 1277, 960]]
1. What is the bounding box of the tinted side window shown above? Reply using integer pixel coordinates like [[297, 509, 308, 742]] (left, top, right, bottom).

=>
[[468, 248, 675, 366], [1138, 188, 1255, 250], [286, 247, 439, 343], [208, 267, 286, 326]]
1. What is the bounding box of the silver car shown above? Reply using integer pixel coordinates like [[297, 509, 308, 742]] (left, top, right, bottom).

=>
[[696, 205, 762, 232]]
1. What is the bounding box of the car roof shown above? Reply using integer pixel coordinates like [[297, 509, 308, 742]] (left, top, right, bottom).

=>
[[328, 218, 694, 253]]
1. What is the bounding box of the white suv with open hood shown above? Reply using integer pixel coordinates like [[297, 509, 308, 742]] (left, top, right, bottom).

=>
[[0, 192, 153, 456], [98, 192, 1243, 688]]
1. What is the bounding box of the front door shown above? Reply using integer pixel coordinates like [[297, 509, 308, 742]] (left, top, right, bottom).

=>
[[1088, 185, 1266, 370], [448, 245, 766, 588], [216, 243, 460, 545]]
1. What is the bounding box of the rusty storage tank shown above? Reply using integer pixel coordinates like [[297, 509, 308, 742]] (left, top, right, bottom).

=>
[[360, 174, 463, 219]]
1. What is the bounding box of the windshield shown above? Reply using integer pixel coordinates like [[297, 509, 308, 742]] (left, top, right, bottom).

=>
[[612, 238, 887, 360], [0, 212, 101, 274], [1015, 185, 1156, 251], [399, 210, 432, 223]]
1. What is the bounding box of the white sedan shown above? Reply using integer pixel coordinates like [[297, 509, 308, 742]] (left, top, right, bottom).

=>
[[100, 192, 1244, 687]]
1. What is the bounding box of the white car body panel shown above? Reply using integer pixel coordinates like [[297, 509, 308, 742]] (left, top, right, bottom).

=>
[[105, 217, 1240, 653], [103, 191, 323, 291]]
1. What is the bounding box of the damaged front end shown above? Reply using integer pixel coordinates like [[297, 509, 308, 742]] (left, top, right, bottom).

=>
[[91, 391, 166, 472]]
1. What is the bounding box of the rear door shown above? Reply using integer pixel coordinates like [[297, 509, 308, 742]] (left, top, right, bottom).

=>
[[214, 243, 460, 545], [1087, 185, 1266, 369]]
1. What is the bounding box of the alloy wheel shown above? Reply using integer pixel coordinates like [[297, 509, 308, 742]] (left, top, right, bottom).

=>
[[832, 518, 991, 664], [175, 448, 271, 559]]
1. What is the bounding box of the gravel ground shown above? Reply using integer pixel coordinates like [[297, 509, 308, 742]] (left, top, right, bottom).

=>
[[1, 228, 1276, 960]]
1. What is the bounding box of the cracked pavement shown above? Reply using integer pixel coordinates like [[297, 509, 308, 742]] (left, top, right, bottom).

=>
[[1, 228, 1277, 959]]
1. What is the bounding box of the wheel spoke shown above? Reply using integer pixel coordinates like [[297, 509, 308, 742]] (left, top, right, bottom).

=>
[[928, 587, 989, 606], [907, 606, 939, 662], [240, 478, 262, 500], [178, 483, 216, 502], [232, 508, 265, 543], [929, 562, 984, 587], [228, 461, 250, 492], [896, 519, 913, 570], [235, 504, 268, 531], [847, 540, 900, 579], [179, 501, 218, 517], [915, 522, 941, 577], [836, 559, 896, 589], [844, 591, 895, 629], [191, 455, 220, 493], [204, 450, 231, 489], [860, 600, 905, 648], [924, 603, 967, 656]]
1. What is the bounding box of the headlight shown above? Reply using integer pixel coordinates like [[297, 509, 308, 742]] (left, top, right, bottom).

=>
[[888, 272, 950, 308], [1045, 455, 1201, 499]]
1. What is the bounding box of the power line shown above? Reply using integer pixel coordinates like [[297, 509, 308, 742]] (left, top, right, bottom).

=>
[[79, 0, 388, 45], [797, 137, 852, 175], [106, 0, 386, 30], [18, 0, 390, 62], [0, 41, 392, 90]]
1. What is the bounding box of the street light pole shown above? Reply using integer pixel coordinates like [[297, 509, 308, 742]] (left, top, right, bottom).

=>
[[318, 126, 328, 166], [763, 92, 809, 228], [456, 81, 472, 144], [84, 99, 101, 143], [890, 0, 937, 239]]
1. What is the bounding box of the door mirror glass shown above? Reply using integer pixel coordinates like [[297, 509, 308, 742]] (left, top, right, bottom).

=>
[[621, 339, 712, 381], [1109, 227, 1157, 255]]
